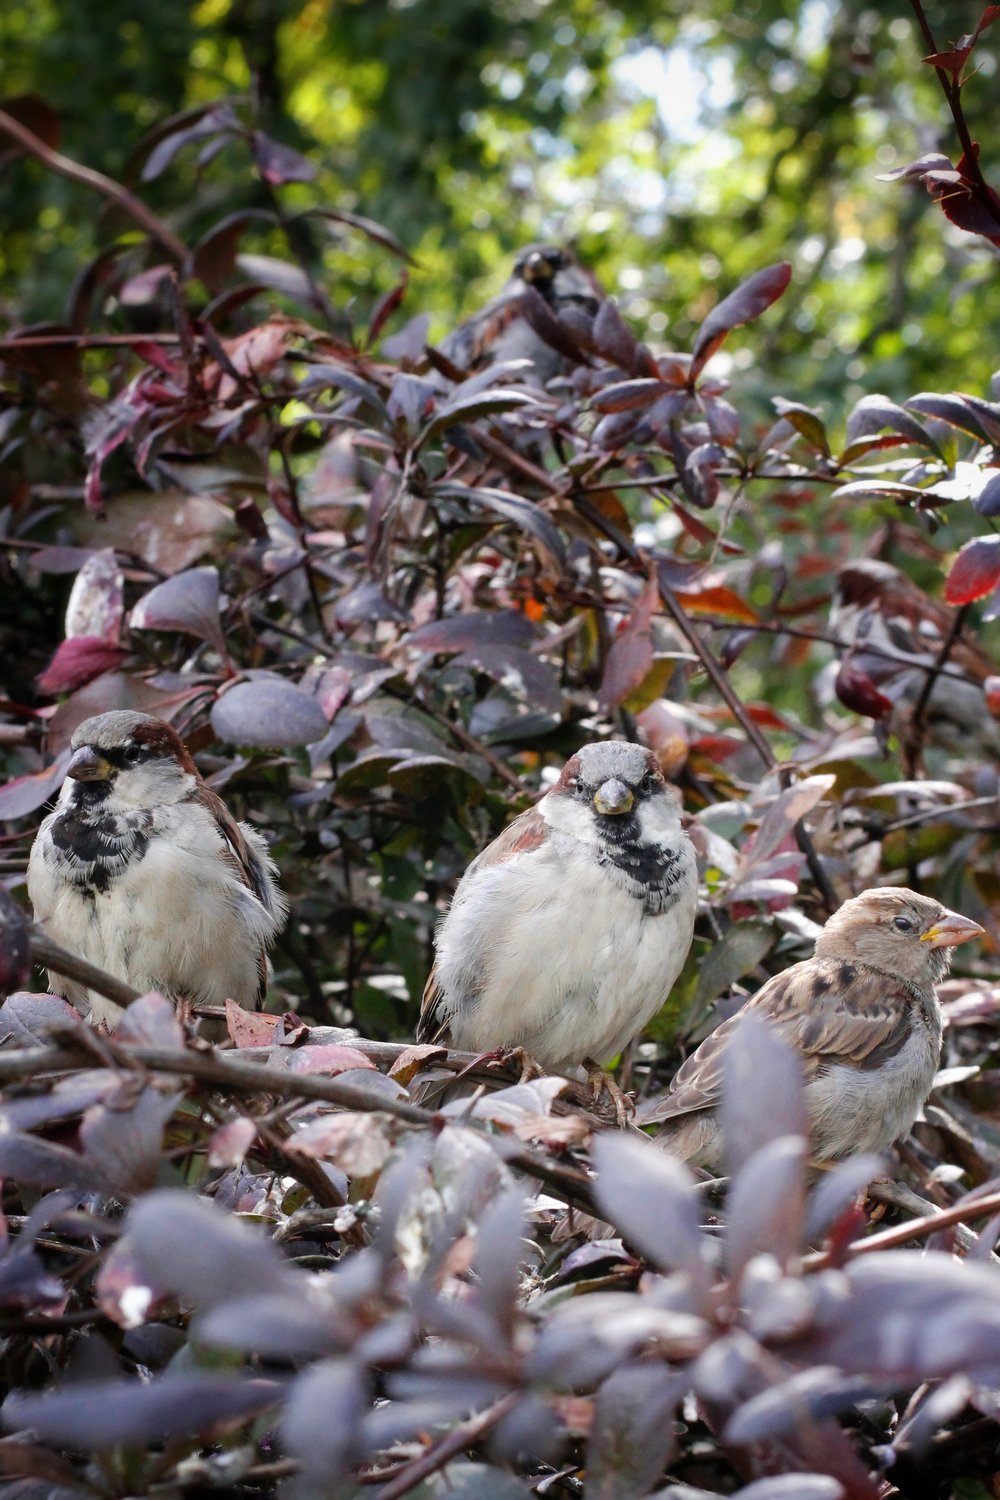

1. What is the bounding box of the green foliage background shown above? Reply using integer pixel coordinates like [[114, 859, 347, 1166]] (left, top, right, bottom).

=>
[[2, 0, 996, 412]]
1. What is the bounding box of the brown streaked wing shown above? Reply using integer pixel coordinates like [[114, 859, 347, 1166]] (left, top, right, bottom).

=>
[[416, 807, 548, 1041], [191, 782, 273, 910], [417, 965, 449, 1045], [463, 806, 548, 876], [643, 958, 918, 1126]]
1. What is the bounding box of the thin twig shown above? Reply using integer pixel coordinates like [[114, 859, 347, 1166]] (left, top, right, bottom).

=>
[[908, 0, 1000, 235], [0, 109, 188, 263], [30, 928, 140, 1010], [368, 1393, 519, 1499], [0, 1037, 600, 1211], [905, 603, 969, 772]]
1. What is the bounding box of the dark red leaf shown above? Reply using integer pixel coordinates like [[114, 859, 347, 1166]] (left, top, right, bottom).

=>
[[407, 610, 536, 653], [304, 207, 415, 263], [190, 211, 275, 294], [36, 637, 127, 696], [598, 571, 658, 714], [690, 262, 792, 376], [923, 45, 972, 76], [252, 131, 316, 186], [367, 272, 408, 349], [945, 535, 1000, 604], [0, 93, 61, 150], [589, 378, 663, 414], [835, 659, 893, 719], [591, 299, 644, 372]]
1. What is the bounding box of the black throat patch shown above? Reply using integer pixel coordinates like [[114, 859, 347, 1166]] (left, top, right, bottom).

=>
[[47, 803, 154, 895], [594, 815, 686, 914]]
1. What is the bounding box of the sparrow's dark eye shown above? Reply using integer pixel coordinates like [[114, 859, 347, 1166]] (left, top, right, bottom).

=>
[[892, 915, 914, 933]]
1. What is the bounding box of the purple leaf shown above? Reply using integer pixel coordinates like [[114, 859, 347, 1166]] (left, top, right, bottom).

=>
[[130, 566, 226, 656], [453, 644, 562, 712], [471, 1187, 527, 1336], [724, 1369, 877, 1443], [4, 1375, 280, 1449], [814, 1250, 1000, 1384], [0, 751, 71, 820], [0, 992, 80, 1047], [845, 394, 942, 456], [906, 392, 994, 442], [407, 610, 537, 653], [281, 1359, 368, 1481], [198, 1291, 342, 1359], [587, 1362, 686, 1500], [420, 387, 540, 445], [435, 483, 566, 566], [80, 1085, 181, 1196], [720, 1013, 807, 1178], [211, 678, 328, 747], [804, 1155, 886, 1243], [115, 992, 184, 1050], [107, 1189, 292, 1312], [592, 1134, 705, 1277], [724, 1135, 807, 1279], [252, 131, 317, 185], [691, 263, 792, 376]]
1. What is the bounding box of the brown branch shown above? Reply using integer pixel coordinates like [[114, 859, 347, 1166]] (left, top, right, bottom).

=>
[[0, 333, 194, 351], [30, 928, 140, 1011], [0, 1037, 600, 1211], [904, 602, 969, 774], [367, 1393, 519, 1498], [804, 1179, 997, 1267], [656, 579, 839, 914], [0, 109, 189, 264], [851, 1186, 1000, 1257], [908, 0, 1000, 235]]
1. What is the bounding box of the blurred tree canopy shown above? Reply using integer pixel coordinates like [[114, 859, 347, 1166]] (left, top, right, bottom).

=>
[[1, 0, 997, 412]]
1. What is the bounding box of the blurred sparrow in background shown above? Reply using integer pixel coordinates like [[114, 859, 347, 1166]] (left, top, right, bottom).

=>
[[437, 243, 600, 384]]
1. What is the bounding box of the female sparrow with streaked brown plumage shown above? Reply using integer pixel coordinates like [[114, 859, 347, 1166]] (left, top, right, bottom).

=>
[[640, 886, 983, 1169], [418, 741, 698, 1117], [27, 711, 287, 1027]]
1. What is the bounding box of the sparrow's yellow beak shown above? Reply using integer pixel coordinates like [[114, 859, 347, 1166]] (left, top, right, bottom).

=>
[[66, 745, 113, 782], [593, 778, 634, 816], [920, 910, 984, 949]]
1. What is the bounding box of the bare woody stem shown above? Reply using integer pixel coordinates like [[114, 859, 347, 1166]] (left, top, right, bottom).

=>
[[907, 0, 1000, 234], [0, 109, 189, 264]]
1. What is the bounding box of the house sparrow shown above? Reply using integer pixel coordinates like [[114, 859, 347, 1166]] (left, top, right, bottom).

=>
[[829, 559, 1000, 760], [27, 711, 287, 1027], [418, 741, 698, 1121], [640, 886, 983, 1170], [437, 244, 600, 383]]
